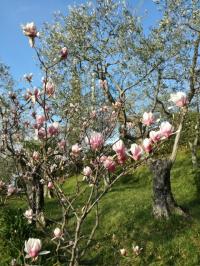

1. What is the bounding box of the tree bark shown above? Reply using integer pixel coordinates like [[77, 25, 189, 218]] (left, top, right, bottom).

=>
[[150, 159, 187, 219], [26, 179, 45, 226]]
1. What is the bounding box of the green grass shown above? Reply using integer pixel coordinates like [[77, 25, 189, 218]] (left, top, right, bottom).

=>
[[1, 150, 200, 265], [84, 152, 200, 266]]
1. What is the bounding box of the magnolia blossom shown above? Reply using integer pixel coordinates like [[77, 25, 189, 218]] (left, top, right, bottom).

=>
[[117, 153, 127, 165], [112, 140, 126, 156], [169, 91, 188, 107], [25, 88, 40, 103], [47, 181, 53, 189], [149, 130, 161, 143], [113, 140, 127, 164], [52, 227, 64, 240], [36, 115, 45, 127], [142, 112, 154, 126], [32, 151, 40, 161], [48, 122, 59, 137], [45, 81, 55, 96], [89, 132, 104, 151], [58, 139, 67, 150], [143, 138, 152, 153], [61, 47, 68, 59], [160, 121, 173, 138], [22, 22, 39, 47], [130, 144, 143, 161], [35, 128, 46, 139], [120, 248, 127, 256], [83, 166, 92, 177], [99, 155, 107, 163], [103, 156, 116, 172], [24, 238, 49, 260], [22, 22, 38, 37], [71, 143, 82, 157], [132, 245, 143, 256], [7, 184, 16, 196], [24, 209, 33, 223]]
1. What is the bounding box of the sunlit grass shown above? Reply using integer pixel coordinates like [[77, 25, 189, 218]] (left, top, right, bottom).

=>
[[1, 150, 200, 265]]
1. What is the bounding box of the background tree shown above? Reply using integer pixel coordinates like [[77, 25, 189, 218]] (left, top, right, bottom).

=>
[[39, 0, 200, 218]]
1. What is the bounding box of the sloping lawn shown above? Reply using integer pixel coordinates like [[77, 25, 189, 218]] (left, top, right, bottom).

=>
[[1, 150, 200, 265]]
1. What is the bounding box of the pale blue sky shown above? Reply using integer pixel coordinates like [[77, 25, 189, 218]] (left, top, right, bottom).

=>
[[0, 0, 161, 83]]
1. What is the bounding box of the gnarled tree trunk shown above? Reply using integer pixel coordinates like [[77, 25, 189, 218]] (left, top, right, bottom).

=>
[[150, 159, 187, 219]]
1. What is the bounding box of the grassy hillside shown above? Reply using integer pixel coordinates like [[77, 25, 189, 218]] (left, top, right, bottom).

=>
[[1, 150, 200, 265]]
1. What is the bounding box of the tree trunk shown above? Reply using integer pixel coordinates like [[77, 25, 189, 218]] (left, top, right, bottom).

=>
[[35, 181, 45, 227], [26, 179, 45, 226], [150, 159, 187, 219], [189, 110, 200, 195]]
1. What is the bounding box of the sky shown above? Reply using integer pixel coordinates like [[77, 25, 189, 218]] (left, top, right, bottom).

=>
[[0, 0, 162, 84]]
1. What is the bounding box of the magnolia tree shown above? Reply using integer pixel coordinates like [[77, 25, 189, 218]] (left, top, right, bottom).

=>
[[0, 19, 186, 265], [38, 0, 200, 218], [1, 1, 200, 265]]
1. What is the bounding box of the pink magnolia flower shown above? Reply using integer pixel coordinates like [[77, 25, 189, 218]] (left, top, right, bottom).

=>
[[143, 138, 152, 153], [22, 22, 38, 38], [130, 144, 143, 161], [45, 81, 55, 96], [22, 22, 39, 47], [35, 128, 46, 139], [7, 184, 16, 196], [117, 153, 127, 165], [103, 156, 116, 172], [36, 115, 45, 127], [24, 209, 33, 223], [54, 227, 62, 238], [32, 151, 40, 161], [159, 121, 173, 138], [71, 143, 82, 157], [132, 245, 143, 256], [89, 132, 104, 151], [83, 166, 92, 177], [48, 181, 53, 189], [112, 140, 126, 156], [142, 112, 154, 126], [48, 122, 59, 137], [24, 238, 41, 259], [25, 88, 40, 103], [61, 47, 68, 59], [120, 248, 127, 256], [113, 140, 127, 164], [99, 155, 107, 163], [33, 88, 40, 101], [45, 105, 51, 113], [58, 140, 67, 150], [149, 130, 161, 143], [169, 92, 188, 107], [52, 228, 64, 241], [24, 238, 49, 260]]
